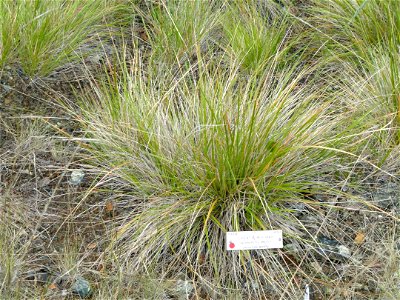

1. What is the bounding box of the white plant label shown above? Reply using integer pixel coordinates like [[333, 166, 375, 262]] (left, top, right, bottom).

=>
[[226, 230, 283, 250]]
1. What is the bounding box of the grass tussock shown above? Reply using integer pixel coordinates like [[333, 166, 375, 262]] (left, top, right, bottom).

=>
[[71, 44, 394, 296], [0, 0, 119, 77], [310, 0, 400, 63], [221, 1, 294, 71], [308, 0, 400, 155]]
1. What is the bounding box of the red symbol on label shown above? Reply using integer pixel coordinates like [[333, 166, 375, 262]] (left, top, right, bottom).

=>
[[229, 242, 235, 249]]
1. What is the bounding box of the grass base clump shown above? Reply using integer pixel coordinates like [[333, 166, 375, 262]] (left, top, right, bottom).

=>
[[72, 48, 363, 297]]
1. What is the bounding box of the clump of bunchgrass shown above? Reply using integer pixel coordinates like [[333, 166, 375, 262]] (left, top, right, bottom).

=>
[[334, 46, 400, 165], [310, 0, 400, 66], [0, 2, 19, 68], [221, 1, 294, 72], [361, 47, 400, 145], [0, 0, 118, 76], [137, 0, 220, 70], [0, 1, 397, 298], [70, 43, 365, 297], [305, 0, 400, 154]]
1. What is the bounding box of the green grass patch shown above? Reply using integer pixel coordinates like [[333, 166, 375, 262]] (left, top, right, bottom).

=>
[[0, 0, 119, 76]]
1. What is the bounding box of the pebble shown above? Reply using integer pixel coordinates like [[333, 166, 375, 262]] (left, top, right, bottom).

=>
[[71, 276, 92, 298], [173, 279, 194, 299], [337, 245, 351, 259], [26, 267, 50, 284], [69, 170, 85, 185], [317, 235, 351, 261], [284, 243, 301, 256], [0, 83, 12, 95], [371, 181, 399, 209]]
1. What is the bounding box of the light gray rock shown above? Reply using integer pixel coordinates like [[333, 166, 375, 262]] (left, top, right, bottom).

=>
[[173, 279, 194, 299], [337, 245, 351, 259], [69, 170, 85, 185]]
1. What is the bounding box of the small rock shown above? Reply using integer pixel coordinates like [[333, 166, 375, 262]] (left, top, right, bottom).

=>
[[69, 170, 85, 185], [71, 276, 92, 298], [173, 279, 193, 299], [371, 181, 399, 209], [317, 235, 351, 261], [26, 267, 50, 284], [0, 83, 12, 95], [318, 235, 338, 247], [337, 245, 351, 259]]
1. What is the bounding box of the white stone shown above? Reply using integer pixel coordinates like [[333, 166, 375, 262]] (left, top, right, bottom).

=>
[[337, 245, 351, 258], [175, 280, 194, 297], [70, 170, 85, 185]]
